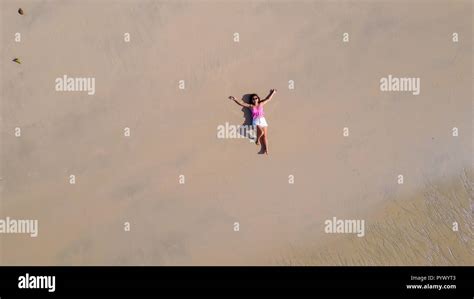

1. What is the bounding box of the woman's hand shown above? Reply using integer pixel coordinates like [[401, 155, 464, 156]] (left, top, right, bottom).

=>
[[229, 96, 251, 108], [270, 89, 277, 94]]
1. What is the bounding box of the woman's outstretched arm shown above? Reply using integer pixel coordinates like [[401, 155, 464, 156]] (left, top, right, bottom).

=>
[[260, 89, 277, 105], [229, 96, 251, 108]]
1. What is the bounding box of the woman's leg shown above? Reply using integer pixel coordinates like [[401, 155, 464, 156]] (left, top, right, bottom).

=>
[[263, 127, 268, 154], [256, 126, 263, 145]]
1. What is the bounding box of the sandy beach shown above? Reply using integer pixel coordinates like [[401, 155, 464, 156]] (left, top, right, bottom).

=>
[[0, 0, 472, 265]]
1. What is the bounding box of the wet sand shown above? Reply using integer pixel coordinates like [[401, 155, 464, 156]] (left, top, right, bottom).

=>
[[279, 169, 473, 265]]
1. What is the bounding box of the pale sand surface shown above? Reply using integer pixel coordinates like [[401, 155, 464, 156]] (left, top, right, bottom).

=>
[[0, 0, 472, 265]]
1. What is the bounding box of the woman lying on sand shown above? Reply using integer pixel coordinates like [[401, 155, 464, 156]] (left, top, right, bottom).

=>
[[229, 89, 277, 155]]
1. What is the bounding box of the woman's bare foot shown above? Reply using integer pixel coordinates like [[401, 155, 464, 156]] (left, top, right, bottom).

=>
[[255, 137, 260, 145]]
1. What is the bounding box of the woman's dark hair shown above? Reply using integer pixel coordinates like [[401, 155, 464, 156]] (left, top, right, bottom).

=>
[[250, 93, 261, 103]]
